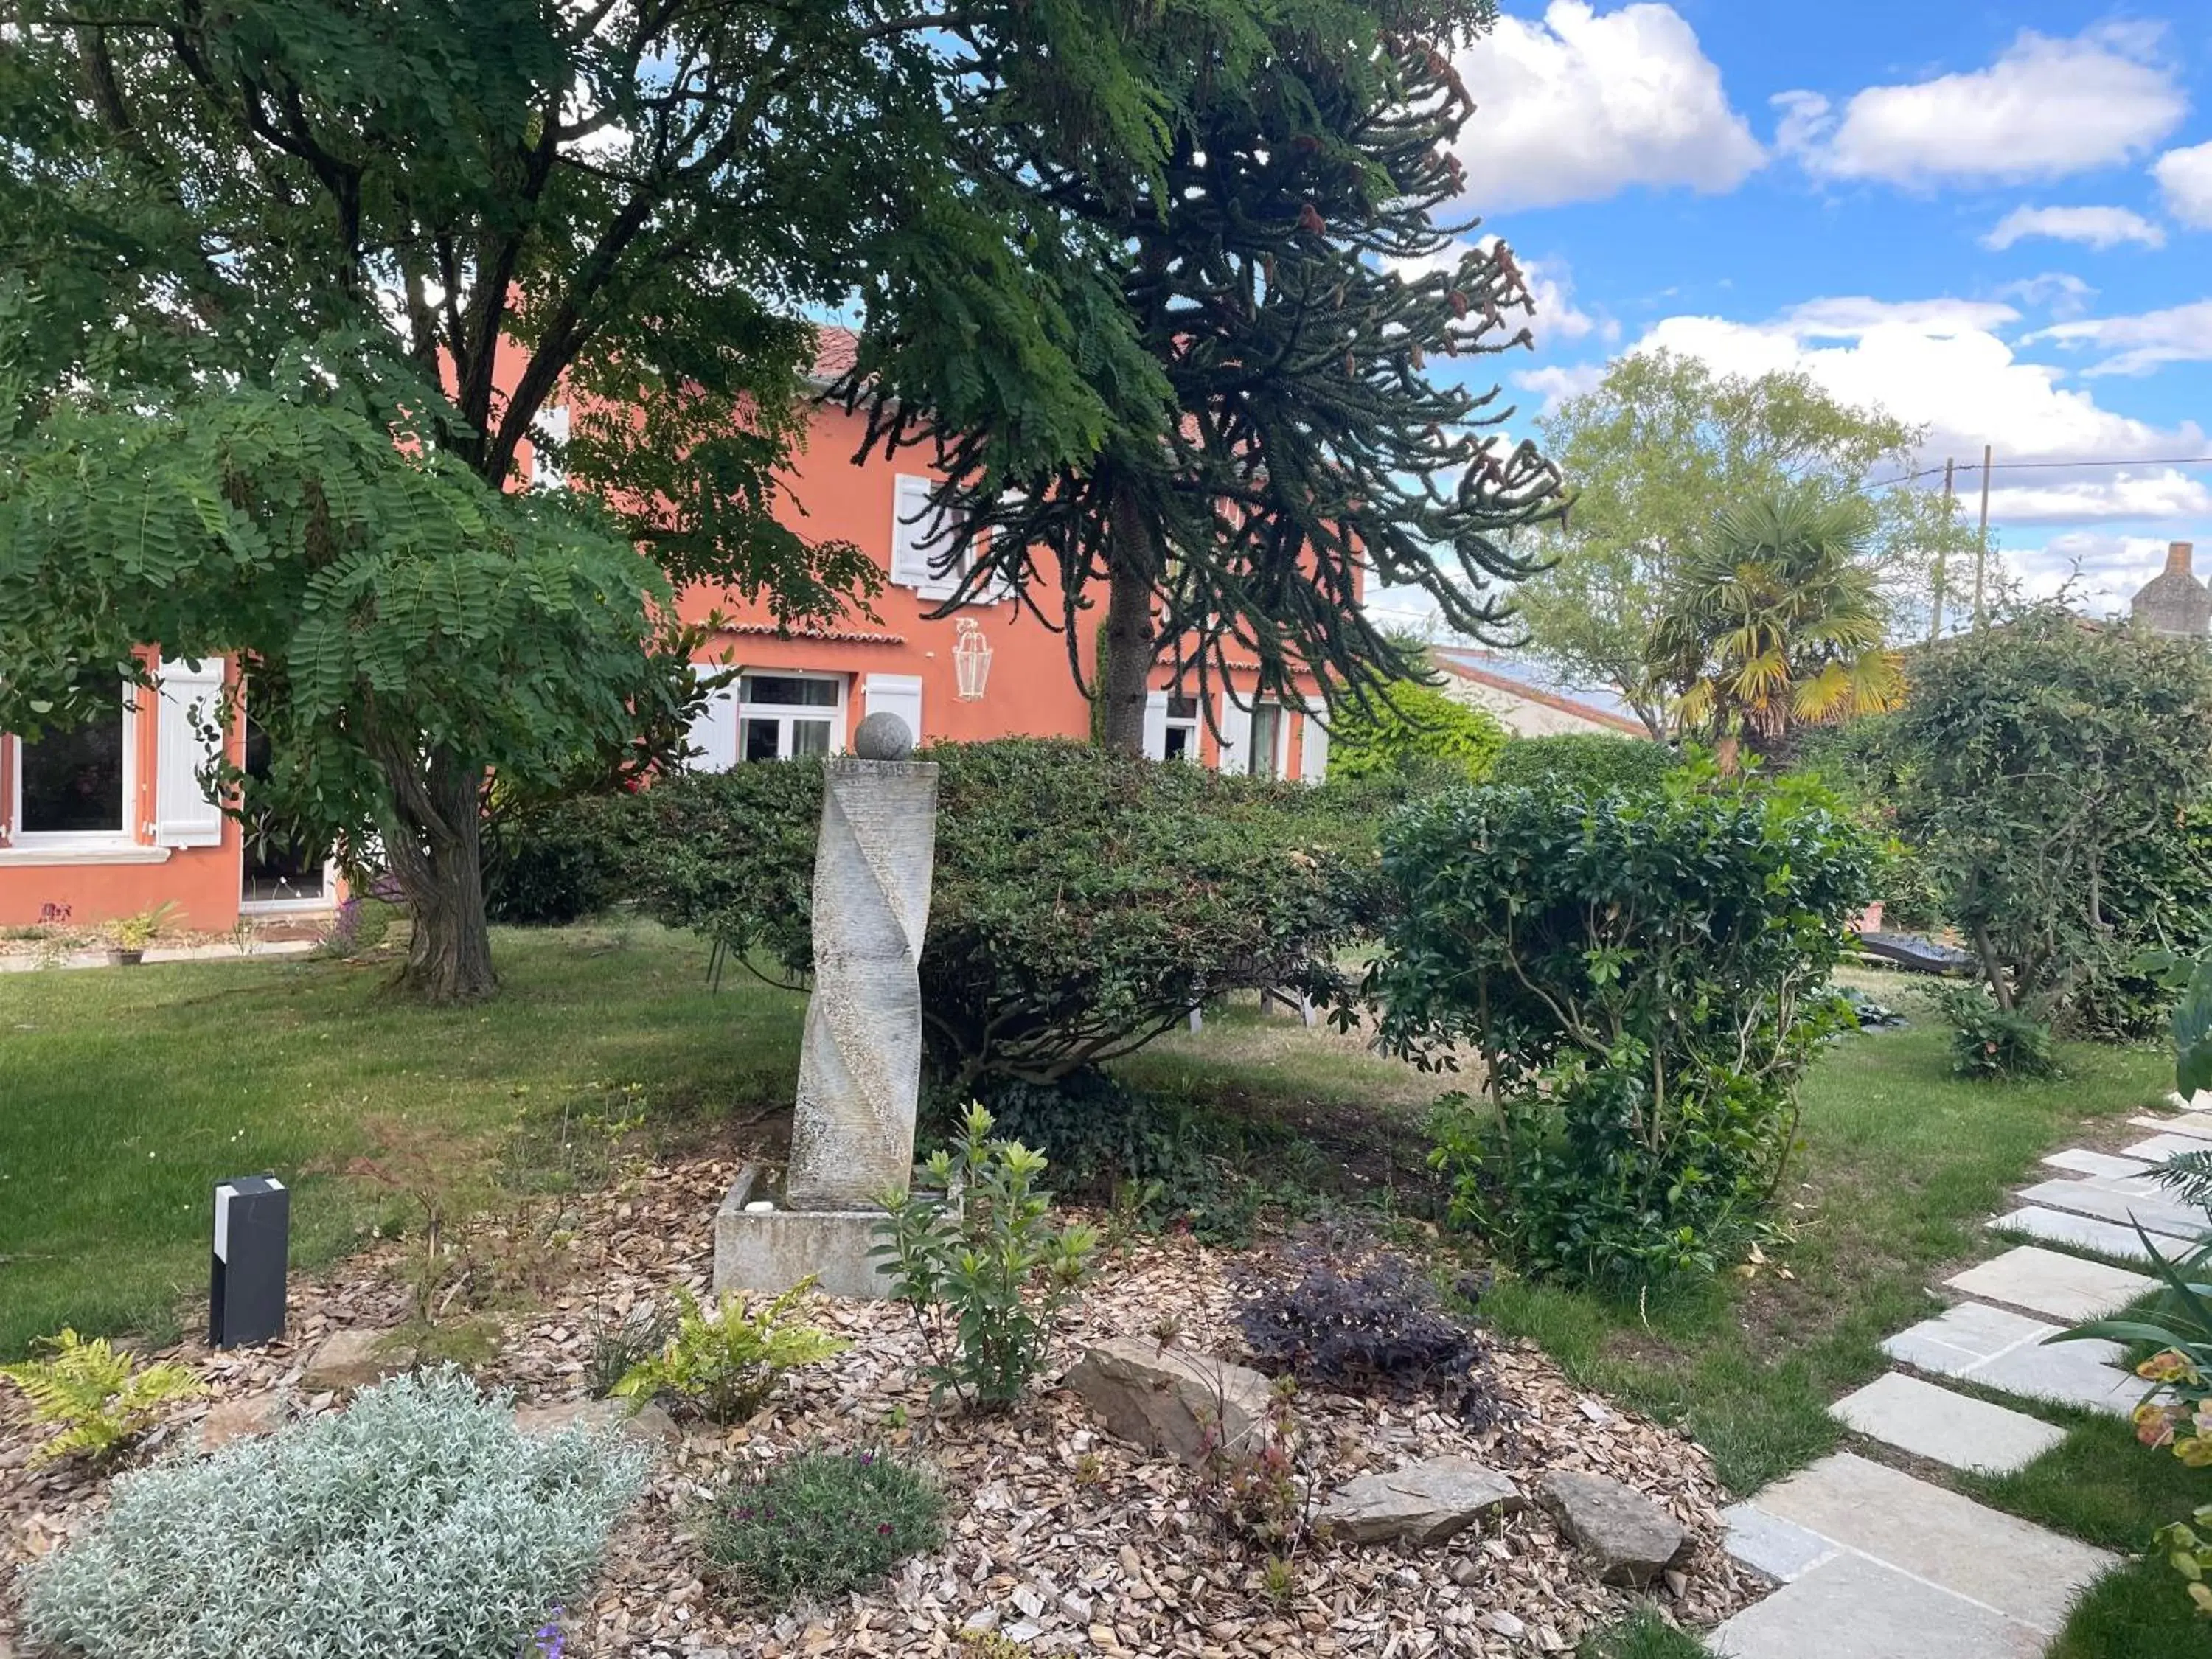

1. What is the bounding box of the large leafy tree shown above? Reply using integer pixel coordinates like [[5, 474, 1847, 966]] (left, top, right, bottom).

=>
[[0, 0, 1198, 999], [1649, 487, 1905, 771], [851, 1, 1565, 749], [1519, 350, 1964, 734]]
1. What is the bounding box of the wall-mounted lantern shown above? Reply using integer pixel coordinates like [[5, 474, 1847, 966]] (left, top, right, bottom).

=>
[[953, 618, 992, 702]]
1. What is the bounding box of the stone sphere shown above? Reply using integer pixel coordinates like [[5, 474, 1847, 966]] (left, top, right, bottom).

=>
[[852, 711, 915, 760]]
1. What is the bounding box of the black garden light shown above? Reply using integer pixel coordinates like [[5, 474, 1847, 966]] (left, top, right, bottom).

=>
[[210, 1175, 288, 1348]]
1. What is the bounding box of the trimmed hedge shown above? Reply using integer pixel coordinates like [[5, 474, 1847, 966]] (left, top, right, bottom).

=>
[[1484, 732, 1674, 796]]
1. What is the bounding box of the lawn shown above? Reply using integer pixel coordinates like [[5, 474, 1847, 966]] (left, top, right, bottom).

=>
[[0, 922, 803, 1357]]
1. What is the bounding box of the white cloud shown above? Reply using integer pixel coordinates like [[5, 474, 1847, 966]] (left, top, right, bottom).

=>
[[2154, 141, 2212, 229], [1776, 24, 2185, 187], [1626, 299, 2206, 522], [1995, 273, 2098, 320], [1390, 240, 1616, 350], [2031, 299, 2212, 376], [2008, 530, 2190, 608], [1451, 1, 1763, 212], [1512, 362, 1607, 412], [1982, 205, 2166, 251]]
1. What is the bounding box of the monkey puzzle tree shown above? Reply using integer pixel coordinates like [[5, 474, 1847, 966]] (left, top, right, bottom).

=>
[[0, 0, 1198, 999], [849, 1, 1565, 749]]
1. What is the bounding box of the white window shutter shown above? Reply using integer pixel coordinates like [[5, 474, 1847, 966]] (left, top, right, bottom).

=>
[[890, 475, 950, 593], [1215, 692, 1253, 773], [531, 403, 570, 489], [863, 673, 925, 747], [1299, 714, 1330, 783], [1141, 691, 1169, 761], [153, 657, 227, 847], [686, 683, 738, 772]]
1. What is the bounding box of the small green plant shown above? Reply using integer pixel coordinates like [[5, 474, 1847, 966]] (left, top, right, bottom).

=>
[[109, 901, 180, 953], [873, 1103, 1099, 1410], [0, 1328, 204, 1464], [1930, 983, 2058, 1080], [703, 1447, 945, 1607], [588, 1303, 678, 1399], [611, 1282, 848, 1422], [2154, 1505, 2212, 1616], [1197, 1376, 1317, 1564]]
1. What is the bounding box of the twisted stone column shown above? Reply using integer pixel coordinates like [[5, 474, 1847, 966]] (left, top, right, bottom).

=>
[[784, 751, 939, 1210]]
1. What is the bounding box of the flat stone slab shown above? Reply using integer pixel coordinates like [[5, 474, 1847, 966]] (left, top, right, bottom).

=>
[[2042, 1147, 2154, 1179], [2123, 1132, 2212, 1164], [1536, 1469, 1688, 1587], [1065, 1339, 1273, 1467], [1989, 1205, 2167, 1264], [1722, 1503, 1838, 1584], [2013, 1177, 2204, 1240], [1829, 1371, 2065, 1474], [1708, 1549, 2046, 1659], [2130, 1111, 2212, 1140], [1946, 1245, 2157, 1322], [1881, 1301, 2137, 1416], [1745, 1453, 2116, 1633], [1317, 1455, 1522, 1544]]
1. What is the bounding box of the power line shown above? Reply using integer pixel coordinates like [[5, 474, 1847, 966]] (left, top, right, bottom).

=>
[[1876, 453, 2212, 489]]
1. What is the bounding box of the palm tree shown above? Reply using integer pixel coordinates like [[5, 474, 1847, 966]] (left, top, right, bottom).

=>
[[1650, 486, 1905, 771]]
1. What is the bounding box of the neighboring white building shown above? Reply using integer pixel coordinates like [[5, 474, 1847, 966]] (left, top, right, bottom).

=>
[[1431, 649, 1648, 739]]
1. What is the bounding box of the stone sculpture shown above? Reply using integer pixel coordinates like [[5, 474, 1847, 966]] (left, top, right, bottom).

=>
[[714, 714, 939, 1297]]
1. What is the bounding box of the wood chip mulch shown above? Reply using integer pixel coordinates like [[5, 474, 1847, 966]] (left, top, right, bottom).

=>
[[0, 1161, 1761, 1658]]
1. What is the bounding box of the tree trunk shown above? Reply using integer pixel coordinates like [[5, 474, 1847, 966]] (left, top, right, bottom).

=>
[[1099, 486, 1159, 754], [378, 745, 497, 1002], [1714, 732, 1742, 775]]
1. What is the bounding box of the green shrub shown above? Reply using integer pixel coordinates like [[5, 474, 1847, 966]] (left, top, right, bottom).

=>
[[619, 738, 1374, 1089], [874, 1104, 1099, 1409], [1929, 983, 2058, 1080], [1484, 731, 1674, 798], [611, 1283, 849, 1422], [484, 794, 633, 925], [19, 1367, 644, 1659], [1372, 764, 1874, 1282], [703, 1448, 945, 1607], [0, 1328, 204, 1464], [1329, 681, 1507, 784], [1891, 608, 2212, 1038]]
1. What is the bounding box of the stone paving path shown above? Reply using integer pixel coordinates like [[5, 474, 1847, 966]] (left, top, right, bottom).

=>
[[1705, 1093, 2205, 1657]]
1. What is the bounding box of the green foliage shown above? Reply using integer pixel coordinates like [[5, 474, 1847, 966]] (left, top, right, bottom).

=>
[[2176, 961, 2212, 1100], [873, 1105, 1100, 1409], [485, 795, 636, 927], [18, 1368, 646, 1659], [1891, 608, 2212, 1036], [588, 1304, 679, 1402], [2154, 1506, 2212, 1618], [1371, 765, 1875, 1282], [619, 739, 1377, 1089], [1929, 984, 2058, 1081], [1330, 681, 1508, 785], [863, 8, 1564, 744], [1517, 350, 1948, 727], [0, 1329, 204, 1465], [1485, 733, 1675, 796], [611, 1283, 849, 1424], [1649, 484, 1905, 759], [703, 1448, 945, 1609]]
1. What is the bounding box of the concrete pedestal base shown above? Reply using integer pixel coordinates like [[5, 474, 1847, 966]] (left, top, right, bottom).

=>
[[712, 1164, 897, 1301]]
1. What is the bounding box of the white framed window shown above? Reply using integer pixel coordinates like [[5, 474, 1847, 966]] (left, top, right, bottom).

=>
[[10, 688, 136, 847], [1248, 703, 1285, 779], [737, 672, 846, 762], [1162, 694, 1201, 761], [890, 474, 1010, 604]]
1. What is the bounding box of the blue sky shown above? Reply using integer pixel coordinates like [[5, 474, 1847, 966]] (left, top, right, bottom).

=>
[[1399, 1, 2212, 624]]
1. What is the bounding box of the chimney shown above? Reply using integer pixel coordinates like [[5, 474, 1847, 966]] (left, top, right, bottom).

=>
[[2168, 540, 2196, 577]]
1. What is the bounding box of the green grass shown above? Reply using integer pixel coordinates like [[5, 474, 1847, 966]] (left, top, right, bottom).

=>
[[0, 922, 802, 1356], [1577, 1608, 1705, 1658]]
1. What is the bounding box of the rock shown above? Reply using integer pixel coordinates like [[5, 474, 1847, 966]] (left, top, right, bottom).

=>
[[199, 1393, 284, 1451], [1318, 1456, 1524, 1545], [1486, 1610, 1527, 1640], [1065, 1338, 1273, 1465], [300, 1328, 414, 1393], [512, 1397, 680, 1447], [1538, 1470, 1690, 1588]]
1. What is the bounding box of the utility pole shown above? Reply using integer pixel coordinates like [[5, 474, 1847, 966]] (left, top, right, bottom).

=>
[[1973, 443, 1992, 630], [1930, 457, 1955, 643]]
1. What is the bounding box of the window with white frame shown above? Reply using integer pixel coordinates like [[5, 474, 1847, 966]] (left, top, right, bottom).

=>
[[13, 690, 133, 843], [738, 672, 844, 762], [1247, 702, 1285, 779], [1162, 695, 1200, 761]]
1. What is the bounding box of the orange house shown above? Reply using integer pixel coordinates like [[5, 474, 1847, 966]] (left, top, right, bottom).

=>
[[0, 328, 1330, 931]]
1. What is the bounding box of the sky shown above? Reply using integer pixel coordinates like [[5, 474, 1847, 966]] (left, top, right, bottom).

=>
[[1374, 1, 2212, 634]]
